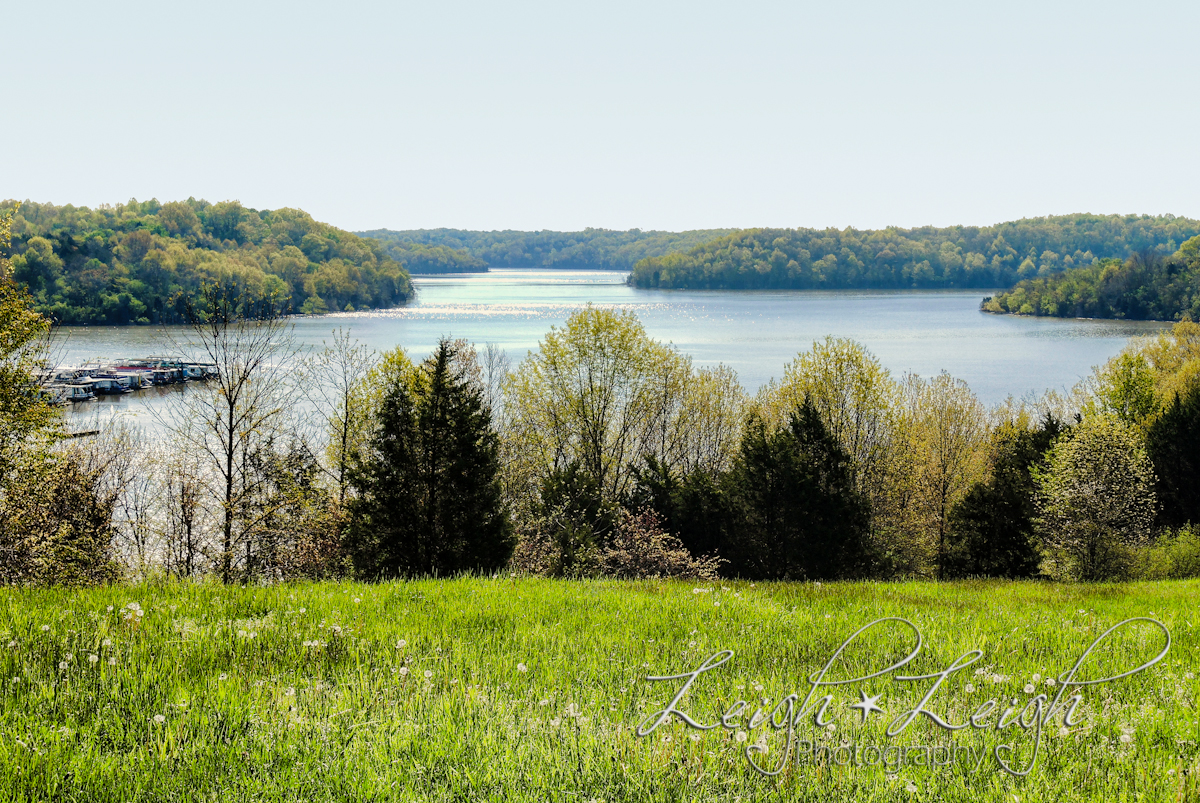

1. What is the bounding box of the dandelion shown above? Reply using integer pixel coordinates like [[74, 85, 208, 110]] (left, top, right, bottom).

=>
[[517, 663, 528, 673], [101, 639, 111, 648], [238, 630, 247, 638], [1058, 727, 1069, 737], [1032, 673, 1041, 682], [88, 654, 99, 664], [550, 718, 561, 727], [539, 699, 550, 706], [153, 714, 165, 724], [905, 781, 918, 793], [11, 677, 19, 684], [41, 625, 50, 632], [58, 661, 67, 670], [965, 684, 975, 693], [1045, 678, 1056, 686], [107, 657, 116, 666], [298, 608, 306, 614], [1024, 684, 1035, 694], [735, 731, 748, 743], [826, 723, 836, 732], [7, 640, 14, 648], [714, 601, 720, 607], [136, 609, 145, 618], [424, 670, 433, 679], [396, 639, 407, 648], [1185, 672, 1195, 681], [106, 606, 113, 612], [219, 673, 228, 681], [662, 734, 672, 744], [1119, 733, 1132, 744], [688, 641, 696, 648], [65, 653, 73, 661], [353, 598, 361, 604], [399, 667, 409, 676]]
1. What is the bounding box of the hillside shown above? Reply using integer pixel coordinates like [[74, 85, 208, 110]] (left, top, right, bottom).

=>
[[3, 199, 414, 325], [628, 214, 1200, 290], [359, 227, 738, 271], [984, 235, 1200, 320]]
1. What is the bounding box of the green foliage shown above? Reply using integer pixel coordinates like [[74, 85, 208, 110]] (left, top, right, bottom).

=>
[[1134, 526, 1200, 579], [724, 401, 874, 580], [1145, 381, 1200, 528], [2, 198, 413, 325], [349, 339, 511, 577], [945, 414, 1067, 579], [362, 227, 738, 271], [1034, 416, 1157, 581], [986, 236, 1200, 321], [629, 215, 1199, 290]]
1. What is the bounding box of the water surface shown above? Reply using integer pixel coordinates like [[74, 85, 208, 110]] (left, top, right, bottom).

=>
[[55, 269, 1168, 426]]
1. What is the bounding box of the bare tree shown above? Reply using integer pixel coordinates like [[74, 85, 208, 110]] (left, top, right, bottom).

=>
[[296, 328, 376, 505], [160, 281, 299, 583]]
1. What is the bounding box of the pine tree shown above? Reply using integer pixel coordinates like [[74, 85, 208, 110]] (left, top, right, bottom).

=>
[[350, 338, 511, 577], [944, 414, 1065, 578], [726, 399, 873, 580], [1146, 383, 1200, 528]]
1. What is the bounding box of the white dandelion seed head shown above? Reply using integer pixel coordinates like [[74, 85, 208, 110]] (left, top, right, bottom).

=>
[[965, 684, 975, 693], [101, 639, 111, 648], [550, 718, 561, 727], [1024, 684, 1035, 694], [735, 731, 748, 743], [58, 661, 67, 670], [88, 654, 98, 663], [396, 639, 407, 648], [298, 608, 306, 614], [1045, 677, 1056, 686], [41, 625, 50, 632], [399, 667, 409, 676], [1032, 673, 1041, 682], [539, 699, 550, 706], [106, 606, 113, 612], [107, 657, 116, 665], [219, 673, 228, 681], [517, 663, 528, 673], [1119, 733, 1132, 744], [153, 714, 165, 724], [424, 670, 432, 679], [1058, 726, 1069, 737]]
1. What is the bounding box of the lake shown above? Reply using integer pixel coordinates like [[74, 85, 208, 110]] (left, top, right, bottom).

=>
[[55, 269, 1169, 427]]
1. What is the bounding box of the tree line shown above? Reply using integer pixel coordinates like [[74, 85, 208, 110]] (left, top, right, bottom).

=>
[[3, 208, 1198, 584], [984, 236, 1200, 321], [359, 228, 738, 271], [628, 215, 1200, 291], [2, 199, 414, 325]]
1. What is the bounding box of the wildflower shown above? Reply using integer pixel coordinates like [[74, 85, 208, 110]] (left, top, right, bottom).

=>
[[735, 731, 748, 743], [88, 654, 99, 664], [1058, 727, 1069, 737], [424, 670, 433, 679], [539, 699, 550, 706], [7, 640, 14, 648], [107, 657, 116, 666], [1045, 678, 1056, 686], [136, 609, 145, 618], [11, 677, 19, 684], [153, 715, 165, 724], [662, 734, 672, 743], [65, 653, 73, 661], [1185, 672, 1195, 681], [965, 684, 975, 693], [905, 781, 918, 793], [1024, 684, 1035, 694], [714, 601, 720, 607], [550, 718, 561, 727], [399, 667, 409, 676], [106, 606, 113, 612], [690, 733, 701, 742], [58, 662, 67, 670], [298, 608, 306, 614], [1032, 673, 1041, 682], [396, 639, 407, 649], [517, 663, 528, 673], [826, 723, 836, 732], [238, 630, 247, 638], [101, 639, 111, 648], [688, 641, 696, 648], [1119, 733, 1132, 744], [41, 625, 50, 632]]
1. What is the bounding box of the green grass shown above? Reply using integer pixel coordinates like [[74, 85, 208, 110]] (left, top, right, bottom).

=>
[[1, 579, 1197, 801]]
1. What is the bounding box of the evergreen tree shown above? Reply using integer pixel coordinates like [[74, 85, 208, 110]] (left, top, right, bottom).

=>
[[350, 338, 511, 577], [725, 399, 873, 580], [944, 413, 1065, 579], [1146, 383, 1200, 528]]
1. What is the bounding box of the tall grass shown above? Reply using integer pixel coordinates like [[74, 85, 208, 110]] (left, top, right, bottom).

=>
[[1, 579, 1196, 801]]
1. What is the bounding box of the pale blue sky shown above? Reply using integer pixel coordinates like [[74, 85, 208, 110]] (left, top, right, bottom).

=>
[[4, 0, 1198, 232]]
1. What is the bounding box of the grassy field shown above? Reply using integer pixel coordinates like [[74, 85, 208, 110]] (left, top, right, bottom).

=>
[[1, 578, 1197, 802]]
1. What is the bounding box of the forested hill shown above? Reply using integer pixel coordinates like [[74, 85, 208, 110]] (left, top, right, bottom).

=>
[[984, 235, 1200, 321], [358, 228, 738, 271], [628, 215, 1200, 291], [3, 199, 413, 325]]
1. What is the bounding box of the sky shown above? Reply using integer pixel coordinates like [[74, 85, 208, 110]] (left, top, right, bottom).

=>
[[4, 0, 1198, 233]]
